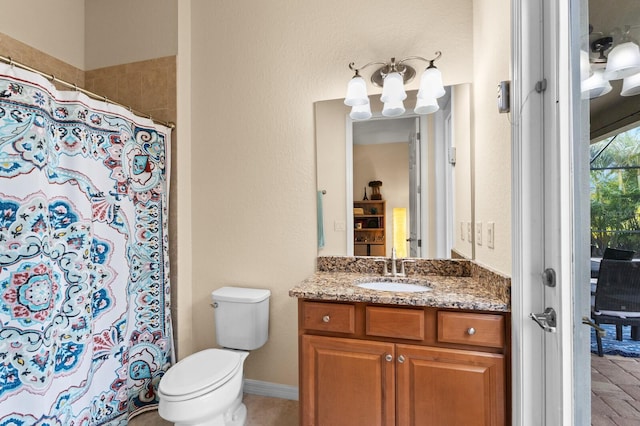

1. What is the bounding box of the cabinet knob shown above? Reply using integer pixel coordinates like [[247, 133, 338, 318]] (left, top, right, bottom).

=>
[[397, 355, 406, 363], [385, 354, 393, 362], [322, 315, 330, 323], [467, 327, 476, 336]]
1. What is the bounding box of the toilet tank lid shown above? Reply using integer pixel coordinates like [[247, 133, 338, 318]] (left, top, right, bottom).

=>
[[211, 286, 271, 303]]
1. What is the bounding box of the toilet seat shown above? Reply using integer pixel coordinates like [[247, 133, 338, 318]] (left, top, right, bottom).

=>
[[158, 349, 244, 401]]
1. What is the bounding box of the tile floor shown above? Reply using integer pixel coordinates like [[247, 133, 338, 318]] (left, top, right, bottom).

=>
[[591, 354, 640, 425], [130, 356, 639, 426], [128, 394, 298, 426]]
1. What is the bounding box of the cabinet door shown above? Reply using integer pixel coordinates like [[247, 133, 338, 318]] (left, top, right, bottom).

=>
[[396, 345, 505, 426], [301, 335, 395, 426]]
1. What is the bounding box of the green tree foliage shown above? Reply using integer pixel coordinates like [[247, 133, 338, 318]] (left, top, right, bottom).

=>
[[590, 127, 640, 256]]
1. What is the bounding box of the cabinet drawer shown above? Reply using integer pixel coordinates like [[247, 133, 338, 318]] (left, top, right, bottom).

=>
[[366, 306, 425, 340], [302, 302, 355, 334], [437, 311, 505, 348]]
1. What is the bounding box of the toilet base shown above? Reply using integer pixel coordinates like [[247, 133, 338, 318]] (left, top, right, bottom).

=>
[[224, 400, 247, 426], [172, 393, 246, 426]]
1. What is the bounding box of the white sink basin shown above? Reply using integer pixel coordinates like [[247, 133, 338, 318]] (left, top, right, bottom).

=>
[[356, 281, 431, 292]]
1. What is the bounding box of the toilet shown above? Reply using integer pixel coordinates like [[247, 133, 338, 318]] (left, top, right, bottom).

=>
[[158, 286, 271, 426]]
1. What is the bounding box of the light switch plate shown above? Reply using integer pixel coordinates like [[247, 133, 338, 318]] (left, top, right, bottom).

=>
[[476, 222, 482, 246], [467, 222, 472, 242], [334, 221, 345, 231], [487, 222, 495, 249]]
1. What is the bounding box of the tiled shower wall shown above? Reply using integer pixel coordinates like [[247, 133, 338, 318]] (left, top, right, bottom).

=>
[[0, 33, 179, 352]]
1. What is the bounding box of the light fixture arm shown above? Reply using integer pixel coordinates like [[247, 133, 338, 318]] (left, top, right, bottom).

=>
[[397, 51, 443, 69], [348, 60, 388, 75], [348, 52, 443, 87]]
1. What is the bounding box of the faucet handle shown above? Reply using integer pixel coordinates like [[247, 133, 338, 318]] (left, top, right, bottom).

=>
[[375, 259, 389, 276], [400, 259, 416, 275]]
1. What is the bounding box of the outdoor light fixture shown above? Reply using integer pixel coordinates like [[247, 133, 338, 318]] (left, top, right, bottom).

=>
[[344, 52, 445, 120], [582, 25, 640, 99]]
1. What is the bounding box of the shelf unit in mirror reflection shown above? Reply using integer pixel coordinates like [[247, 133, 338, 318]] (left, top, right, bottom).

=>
[[354, 200, 386, 256]]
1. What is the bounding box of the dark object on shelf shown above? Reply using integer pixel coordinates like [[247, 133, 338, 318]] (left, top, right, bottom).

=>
[[368, 180, 382, 200], [363, 186, 368, 200]]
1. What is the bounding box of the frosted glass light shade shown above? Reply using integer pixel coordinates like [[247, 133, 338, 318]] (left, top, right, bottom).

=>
[[382, 100, 405, 117], [350, 102, 372, 120], [414, 96, 439, 115], [345, 76, 369, 106], [581, 70, 612, 99], [380, 72, 407, 103], [417, 67, 445, 99], [580, 50, 592, 81], [621, 71, 640, 96], [604, 41, 640, 80]]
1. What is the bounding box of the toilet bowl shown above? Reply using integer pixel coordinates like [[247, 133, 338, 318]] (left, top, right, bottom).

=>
[[158, 349, 249, 426]]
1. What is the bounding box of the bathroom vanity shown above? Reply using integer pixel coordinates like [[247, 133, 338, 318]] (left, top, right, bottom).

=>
[[290, 256, 511, 426]]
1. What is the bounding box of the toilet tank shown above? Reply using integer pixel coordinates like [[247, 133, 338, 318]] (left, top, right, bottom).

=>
[[211, 286, 271, 350]]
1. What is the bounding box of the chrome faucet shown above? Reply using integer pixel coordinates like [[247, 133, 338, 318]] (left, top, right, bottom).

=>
[[390, 247, 398, 276], [376, 248, 415, 277]]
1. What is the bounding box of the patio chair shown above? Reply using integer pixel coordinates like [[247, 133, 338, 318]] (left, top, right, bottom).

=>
[[592, 259, 640, 356], [591, 247, 635, 279]]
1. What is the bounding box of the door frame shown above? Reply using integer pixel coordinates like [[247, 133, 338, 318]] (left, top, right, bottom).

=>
[[511, 0, 587, 424]]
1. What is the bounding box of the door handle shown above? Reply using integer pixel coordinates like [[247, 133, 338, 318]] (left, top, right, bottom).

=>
[[530, 307, 557, 333], [582, 317, 607, 337]]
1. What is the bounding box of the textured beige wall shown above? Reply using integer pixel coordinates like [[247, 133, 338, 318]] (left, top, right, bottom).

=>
[[473, 0, 512, 275], [189, 0, 475, 387], [85, 0, 178, 70], [0, 0, 85, 69], [0, 33, 85, 88]]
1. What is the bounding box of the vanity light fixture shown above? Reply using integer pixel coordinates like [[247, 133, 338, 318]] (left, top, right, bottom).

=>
[[344, 52, 445, 120]]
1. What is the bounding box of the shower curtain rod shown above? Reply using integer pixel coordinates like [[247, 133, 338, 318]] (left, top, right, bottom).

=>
[[0, 54, 175, 130]]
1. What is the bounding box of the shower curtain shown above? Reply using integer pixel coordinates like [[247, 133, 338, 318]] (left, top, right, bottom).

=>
[[0, 63, 172, 425]]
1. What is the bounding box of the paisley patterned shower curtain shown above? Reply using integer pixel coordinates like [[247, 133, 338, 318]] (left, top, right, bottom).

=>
[[0, 63, 172, 425]]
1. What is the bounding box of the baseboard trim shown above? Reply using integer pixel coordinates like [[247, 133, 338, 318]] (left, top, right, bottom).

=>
[[243, 379, 299, 401]]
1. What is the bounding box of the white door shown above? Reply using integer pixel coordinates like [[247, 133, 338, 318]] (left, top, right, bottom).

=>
[[512, 0, 587, 424]]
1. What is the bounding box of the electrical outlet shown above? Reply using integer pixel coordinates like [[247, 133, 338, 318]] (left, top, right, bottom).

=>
[[467, 222, 472, 242], [334, 221, 345, 231], [487, 222, 495, 249], [476, 222, 482, 246], [460, 221, 465, 241]]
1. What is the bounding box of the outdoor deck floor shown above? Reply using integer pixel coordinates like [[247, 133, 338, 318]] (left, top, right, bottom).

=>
[[591, 354, 640, 425]]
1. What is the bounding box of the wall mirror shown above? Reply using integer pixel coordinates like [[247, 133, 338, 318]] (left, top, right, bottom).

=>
[[316, 84, 474, 260]]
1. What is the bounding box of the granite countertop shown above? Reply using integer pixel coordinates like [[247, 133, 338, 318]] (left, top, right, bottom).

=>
[[289, 271, 510, 312]]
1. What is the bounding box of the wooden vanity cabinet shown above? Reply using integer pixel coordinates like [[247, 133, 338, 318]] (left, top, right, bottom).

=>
[[298, 300, 510, 426], [301, 335, 395, 425]]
